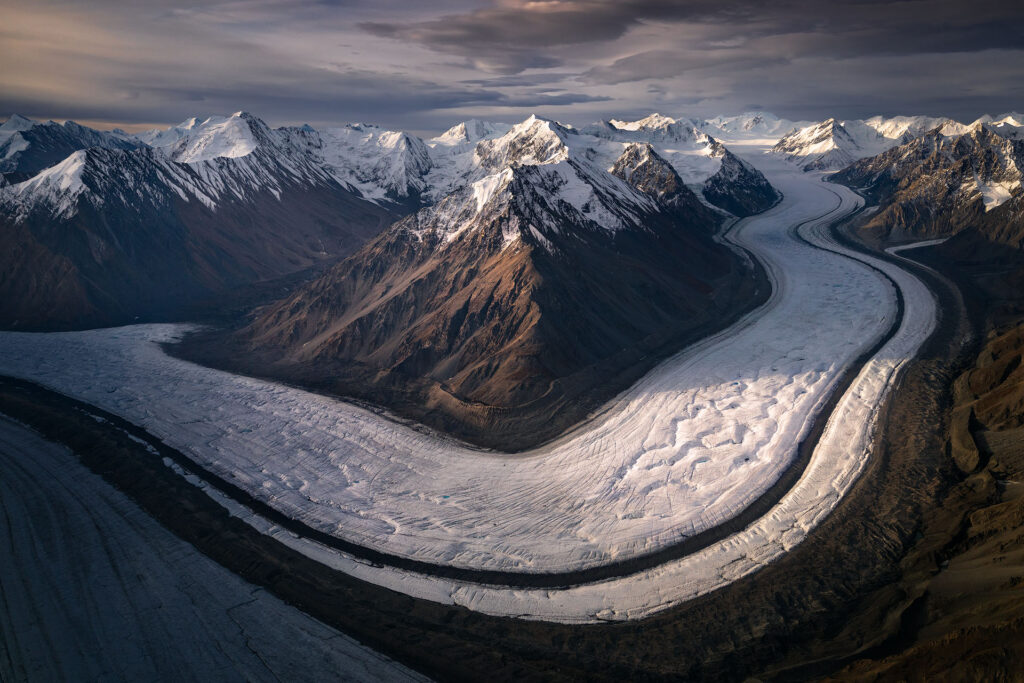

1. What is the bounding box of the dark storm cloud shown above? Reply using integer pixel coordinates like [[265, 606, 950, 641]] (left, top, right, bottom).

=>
[[360, 0, 748, 74], [1, 0, 1021, 131], [364, 0, 1024, 75]]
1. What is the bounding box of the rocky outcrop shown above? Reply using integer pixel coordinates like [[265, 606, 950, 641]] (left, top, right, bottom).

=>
[[701, 143, 780, 216], [950, 325, 1024, 472]]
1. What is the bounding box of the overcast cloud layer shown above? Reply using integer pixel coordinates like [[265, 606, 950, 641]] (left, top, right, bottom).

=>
[[1, 0, 1021, 133]]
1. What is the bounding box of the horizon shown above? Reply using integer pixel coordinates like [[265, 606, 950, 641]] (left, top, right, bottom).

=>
[[4, 107, 1022, 140]]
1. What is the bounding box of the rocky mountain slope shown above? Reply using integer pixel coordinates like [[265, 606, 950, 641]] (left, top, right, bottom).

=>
[[0, 112, 396, 329], [0, 115, 142, 182], [833, 118, 1024, 252], [772, 115, 954, 170], [223, 116, 762, 448], [581, 113, 780, 215]]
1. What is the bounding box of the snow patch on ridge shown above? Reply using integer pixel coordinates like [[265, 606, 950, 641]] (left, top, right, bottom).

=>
[[966, 177, 1020, 211], [472, 168, 513, 213]]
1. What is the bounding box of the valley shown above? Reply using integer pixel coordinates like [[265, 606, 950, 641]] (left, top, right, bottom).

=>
[[2, 107, 1023, 679], [0, 157, 938, 622]]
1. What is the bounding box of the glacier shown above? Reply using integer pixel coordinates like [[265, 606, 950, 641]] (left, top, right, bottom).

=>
[[0, 154, 938, 621]]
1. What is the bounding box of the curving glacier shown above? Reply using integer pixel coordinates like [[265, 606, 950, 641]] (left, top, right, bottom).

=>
[[0, 161, 937, 622]]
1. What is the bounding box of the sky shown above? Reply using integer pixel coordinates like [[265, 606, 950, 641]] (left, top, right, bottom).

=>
[[1, 0, 1021, 135]]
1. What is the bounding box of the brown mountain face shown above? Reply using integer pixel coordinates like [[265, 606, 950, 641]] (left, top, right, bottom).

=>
[[834, 124, 1024, 327], [833, 124, 1024, 247], [203, 144, 763, 449]]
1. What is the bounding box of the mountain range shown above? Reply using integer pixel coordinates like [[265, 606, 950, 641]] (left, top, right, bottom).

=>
[[221, 116, 764, 447], [4, 106, 1024, 443], [0, 112, 397, 328], [0, 110, 782, 330], [833, 114, 1024, 315], [772, 114, 1019, 171]]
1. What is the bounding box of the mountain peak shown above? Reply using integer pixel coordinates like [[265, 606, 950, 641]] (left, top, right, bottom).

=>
[[474, 115, 571, 171], [627, 113, 677, 130], [601, 114, 702, 145], [611, 142, 691, 206], [433, 119, 508, 146], [8, 148, 90, 218], [167, 112, 269, 163], [1, 114, 37, 133]]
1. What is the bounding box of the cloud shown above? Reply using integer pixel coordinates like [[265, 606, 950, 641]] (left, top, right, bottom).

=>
[[584, 50, 792, 85], [358, 0, 743, 74], [363, 0, 1024, 76], [0, 0, 1021, 132]]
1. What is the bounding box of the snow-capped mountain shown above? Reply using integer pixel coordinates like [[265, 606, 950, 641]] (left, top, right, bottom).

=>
[[293, 123, 434, 207], [772, 115, 952, 171], [833, 120, 1024, 246], [160, 113, 265, 162], [138, 113, 437, 207], [0, 111, 397, 329], [235, 115, 760, 447], [0, 108, 787, 330], [3, 112, 361, 219], [699, 111, 805, 140], [0, 115, 141, 181], [430, 119, 511, 147], [579, 113, 781, 215], [982, 112, 1024, 140]]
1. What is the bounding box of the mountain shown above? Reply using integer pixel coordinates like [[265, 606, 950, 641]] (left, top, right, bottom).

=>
[[699, 111, 805, 140], [430, 119, 511, 147], [580, 113, 780, 215], [772, 115, 952, 170], [0, 112, 396, 329], [0, 115, 142, 182], [982, 112, 1024, 140], [218, 115, 763, 448], [833, 121, 1023, 246], [292, 123, 434, 209], [0, 109, 781, 333]]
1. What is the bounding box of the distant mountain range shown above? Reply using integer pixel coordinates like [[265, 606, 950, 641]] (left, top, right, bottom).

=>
[[3, 106, 1022, 360], [0, 112, 396, 328], [0, 110, 785, 329], [833, 115, 1024, 291], [771, 113, 1022, 171]]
